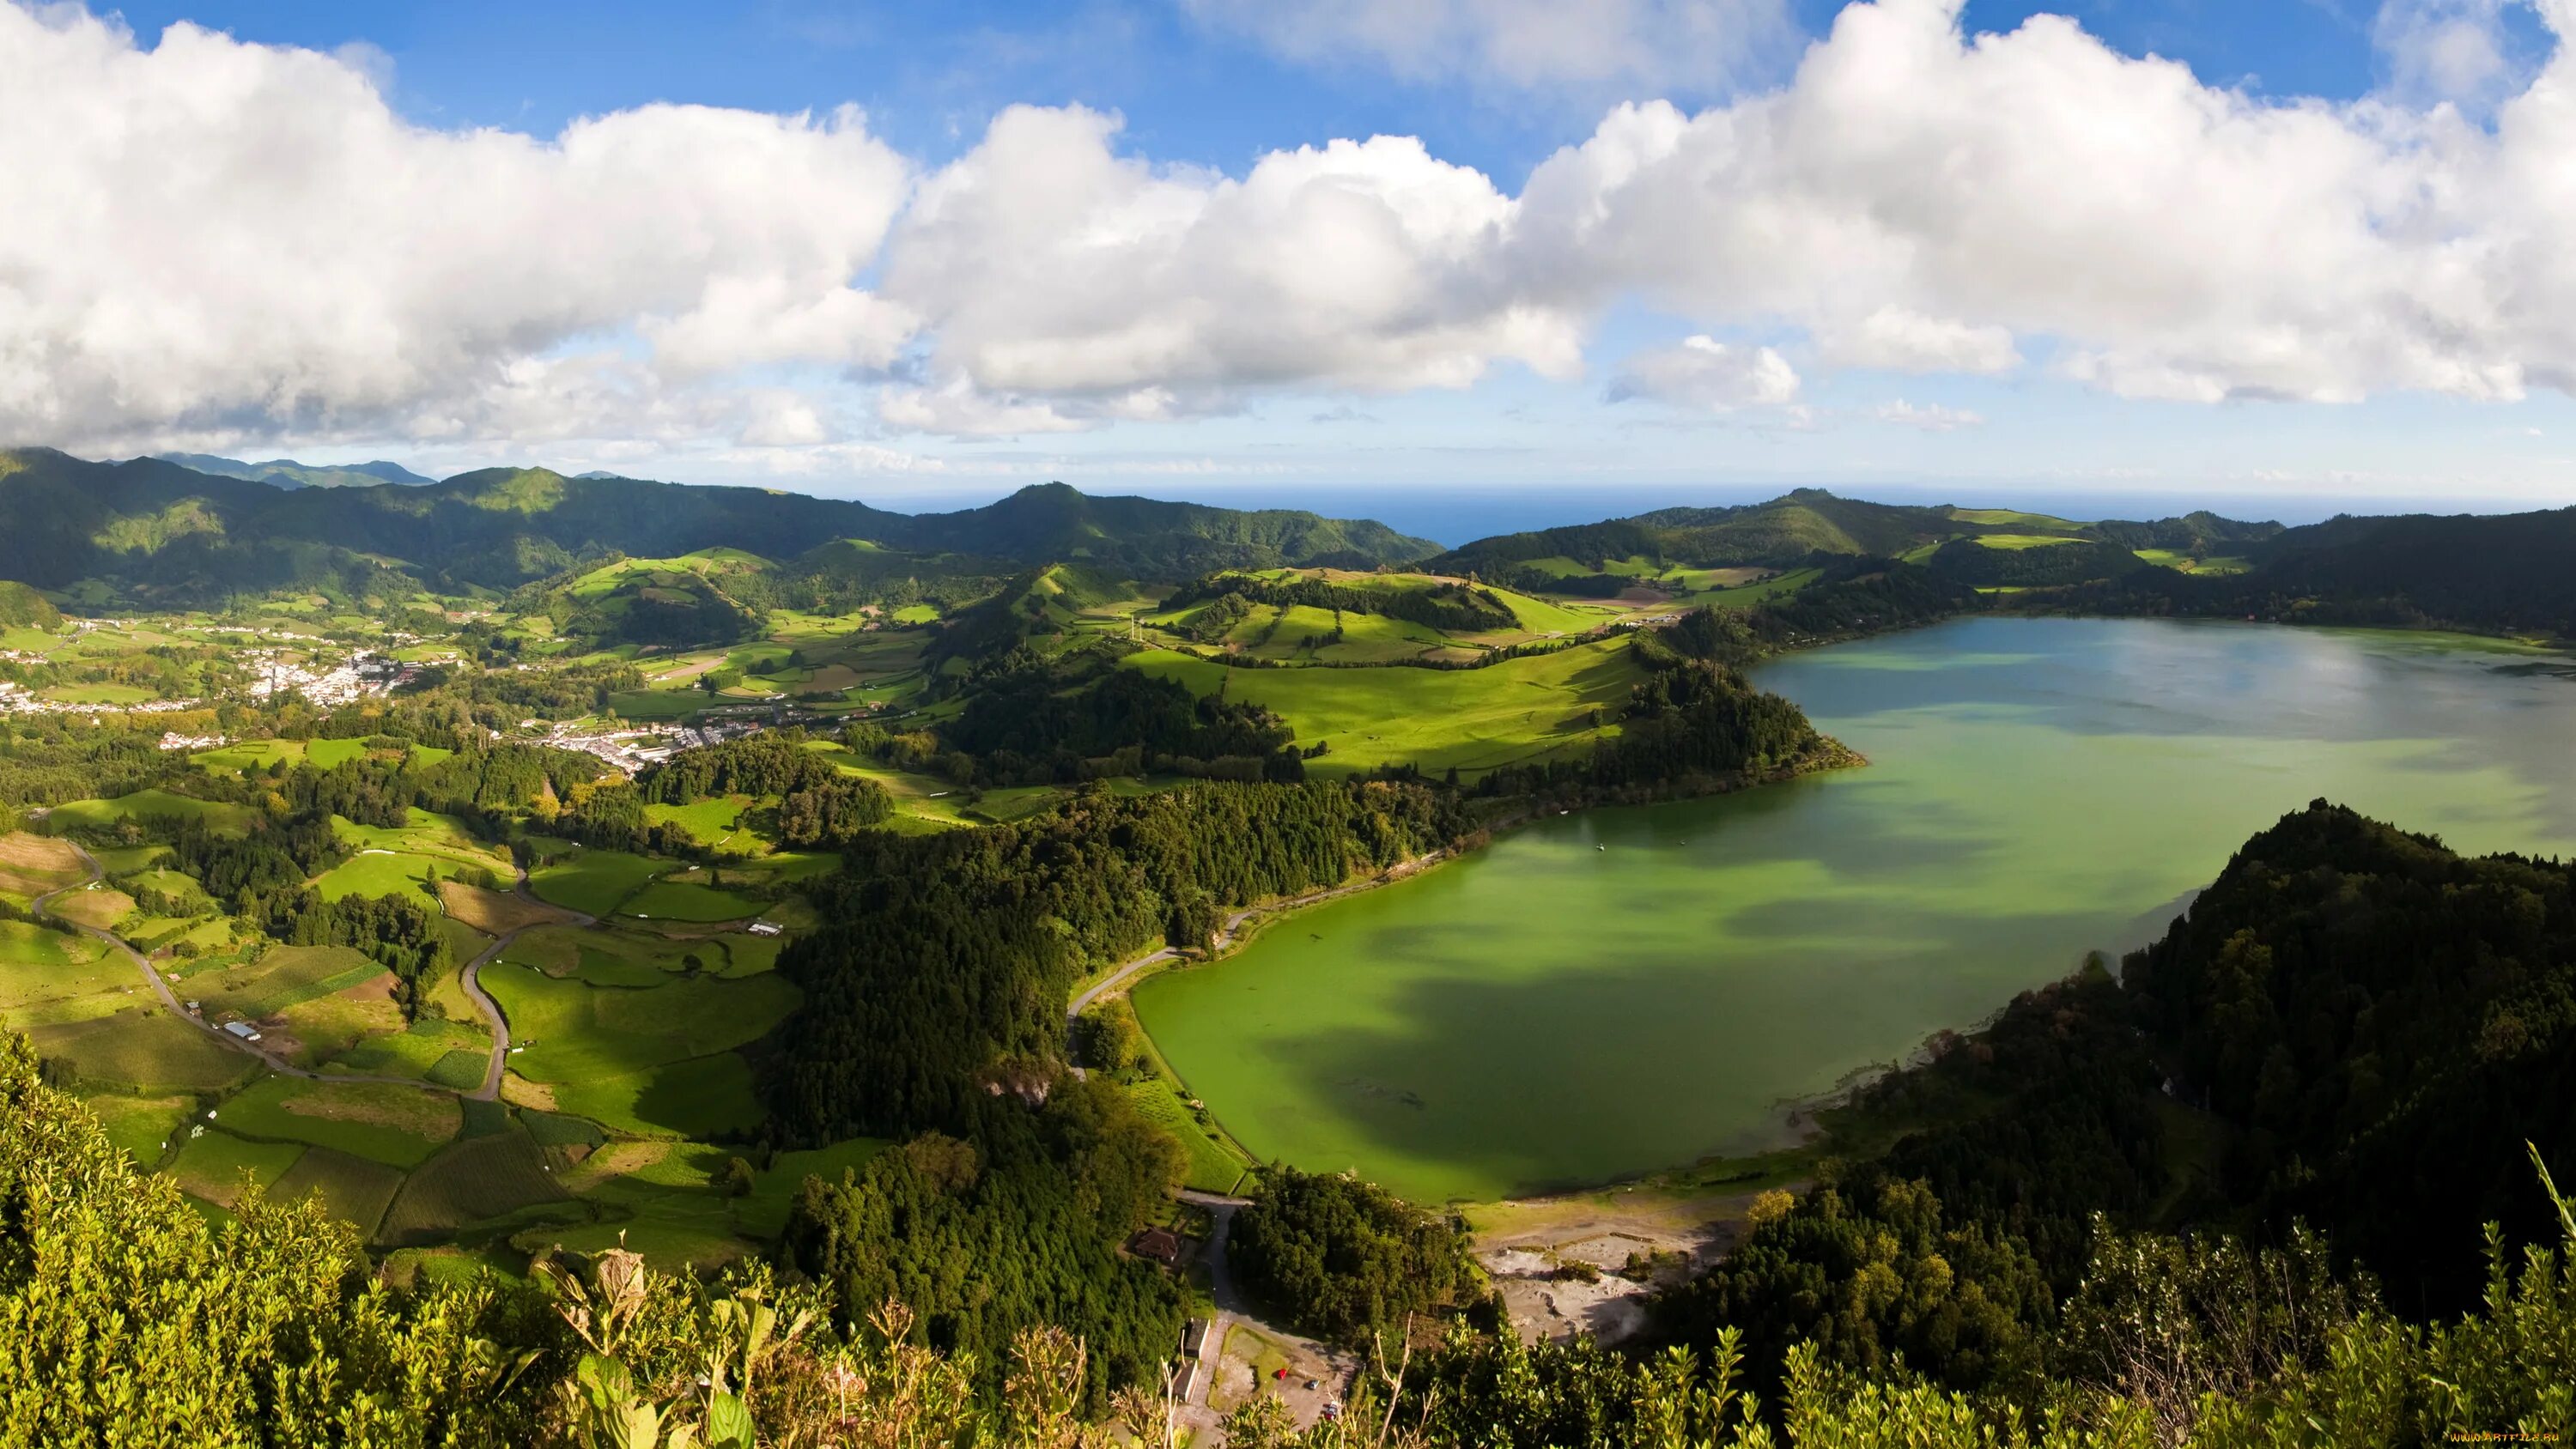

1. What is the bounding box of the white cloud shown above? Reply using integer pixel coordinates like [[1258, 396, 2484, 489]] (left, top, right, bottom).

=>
[[1814, 306, 2020, 375], [23, 0, 2576, 470], [1608, 336, 1801, 409], [1874, 399, 1984, 430], [878, 105, 1583, 426], [0, 3, 911, 449], [1180, 0, 1795, 100], [1507, 0, 2576, 406], [2373, 0, 2537, 107]]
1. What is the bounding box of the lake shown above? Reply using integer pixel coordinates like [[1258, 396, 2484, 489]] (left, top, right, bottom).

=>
[[1131, 617, 2576, 1203]]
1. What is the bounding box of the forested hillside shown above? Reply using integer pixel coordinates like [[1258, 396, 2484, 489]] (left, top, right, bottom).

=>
[[2046, 504, 2576, 635], [0, 450, 1431, 599]]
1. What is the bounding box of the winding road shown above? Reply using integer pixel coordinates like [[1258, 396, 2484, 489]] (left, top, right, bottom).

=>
[[33, 839, 559, 1103], [1066, 847, 1449, 1031]]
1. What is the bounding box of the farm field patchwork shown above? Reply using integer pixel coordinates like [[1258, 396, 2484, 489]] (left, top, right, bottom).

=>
[[216, 1075, 463, 1169]]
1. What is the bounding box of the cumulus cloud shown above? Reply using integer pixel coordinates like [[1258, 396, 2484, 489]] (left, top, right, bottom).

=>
[[1510, 0, 2576, 406], [878, 105, 1583, 424], [1179, 0, 1795, 100], [25, 0, 2576, 464], [1608, 336, 1801, 409], [0, 3, 911, 449]]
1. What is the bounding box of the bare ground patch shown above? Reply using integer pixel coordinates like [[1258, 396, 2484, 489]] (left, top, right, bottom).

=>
[[1469, 1186, 1790, 1345], [440, 882, 578, 936], [0, 832, 88, 894]]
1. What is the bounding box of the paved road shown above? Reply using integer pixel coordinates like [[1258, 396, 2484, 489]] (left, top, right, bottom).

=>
[[453, 865, 595, 1101], [33, 839, 563, 1102]]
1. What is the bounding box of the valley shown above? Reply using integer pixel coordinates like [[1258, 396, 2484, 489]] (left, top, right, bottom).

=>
[[12, 451, 2576, 1439]]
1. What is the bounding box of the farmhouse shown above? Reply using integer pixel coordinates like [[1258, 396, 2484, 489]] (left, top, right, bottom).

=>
[[746, 919, 783, 937], [222, 1021, 262, 1042], [1127, 1226, 1183, 1267]]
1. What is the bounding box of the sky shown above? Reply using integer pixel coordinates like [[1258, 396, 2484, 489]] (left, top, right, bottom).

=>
[[9, 0, 2576, 522]]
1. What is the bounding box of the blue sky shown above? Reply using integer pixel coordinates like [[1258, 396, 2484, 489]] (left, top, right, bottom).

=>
[[15, 0, 2576, 521]]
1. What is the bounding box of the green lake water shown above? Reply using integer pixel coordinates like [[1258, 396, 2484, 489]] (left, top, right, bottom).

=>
[[1132, 617, 2576, 1203]]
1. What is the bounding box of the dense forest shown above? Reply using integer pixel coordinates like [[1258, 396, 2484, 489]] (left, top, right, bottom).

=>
[[769, 779, 1470, 1143], [1231, 1167, 1478, 1346]]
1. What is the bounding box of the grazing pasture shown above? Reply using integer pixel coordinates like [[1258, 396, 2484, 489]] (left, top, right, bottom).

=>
[[46, 789, 255, 834], [379, 1130, 572, 1244], [268, 1146, 406, 1237], [619, 875, 760, 923], [437, 882, 570, 936], [31, 1009, 258, 1094], [218, 1076, 463, 1168], [325, 1016, 493, 1083], [312, 851, 446, 902], [0, 831, 88, 894], [1126, 638, 1647, 778], [168, 1127, 305, 1210], [72, 1090, 198, 1165], [527, 849, 659, 916], [180, 944, 383, 1025], [547, 1053, 766, 1140], [481, 962, 799, 1082]]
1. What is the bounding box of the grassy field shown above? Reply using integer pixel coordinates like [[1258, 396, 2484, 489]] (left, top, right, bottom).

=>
[[304, 737, 371, 768], [217, 1076, 463, 1169], [1126, 638, 1647, 778], [179, 943, 384, 1024], [73, 1089, 199, 1164], [46, 885, 133, 931], [2134, 549, 2253, 575], [619, 875, 762, 923], [528, 849, 660, 916], [325, 1016, 493, 1083], [0, 919, 131, 1029], [734, 1137, 890, 1237], [1971, 533, 2085, 550], [168, 1127, 306, 1209], [46, 789, 254, 834], [379, 1129, 572, 1245], [269, 1146, 406, 1237], [1125, 1077, 1250, 1195], [29, 1009, 258, 1094], [481, 963, 799, 1082], [312, 851, 447, 902], [641, 796, 755, 849], [0, 830, 88, 895], [437, 882, 571, 936], [544, 1053, 766, 1139], [503, 922, 780, 982]]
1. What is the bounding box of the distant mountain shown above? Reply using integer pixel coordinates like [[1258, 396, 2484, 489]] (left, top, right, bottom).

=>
[[0, 452, 1435, 603], [157, 452, 434, 490], [1429, 488, 2016, 578], [2057, 505, 2576, 635], [890, 482, 1437, 577]]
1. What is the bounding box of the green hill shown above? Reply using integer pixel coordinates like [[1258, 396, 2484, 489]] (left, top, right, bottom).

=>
[[0, 452, 1431, 603], [0, 579, 58, 629], [2045, 505, 2576, 635], [156, 453, 434, 489]]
